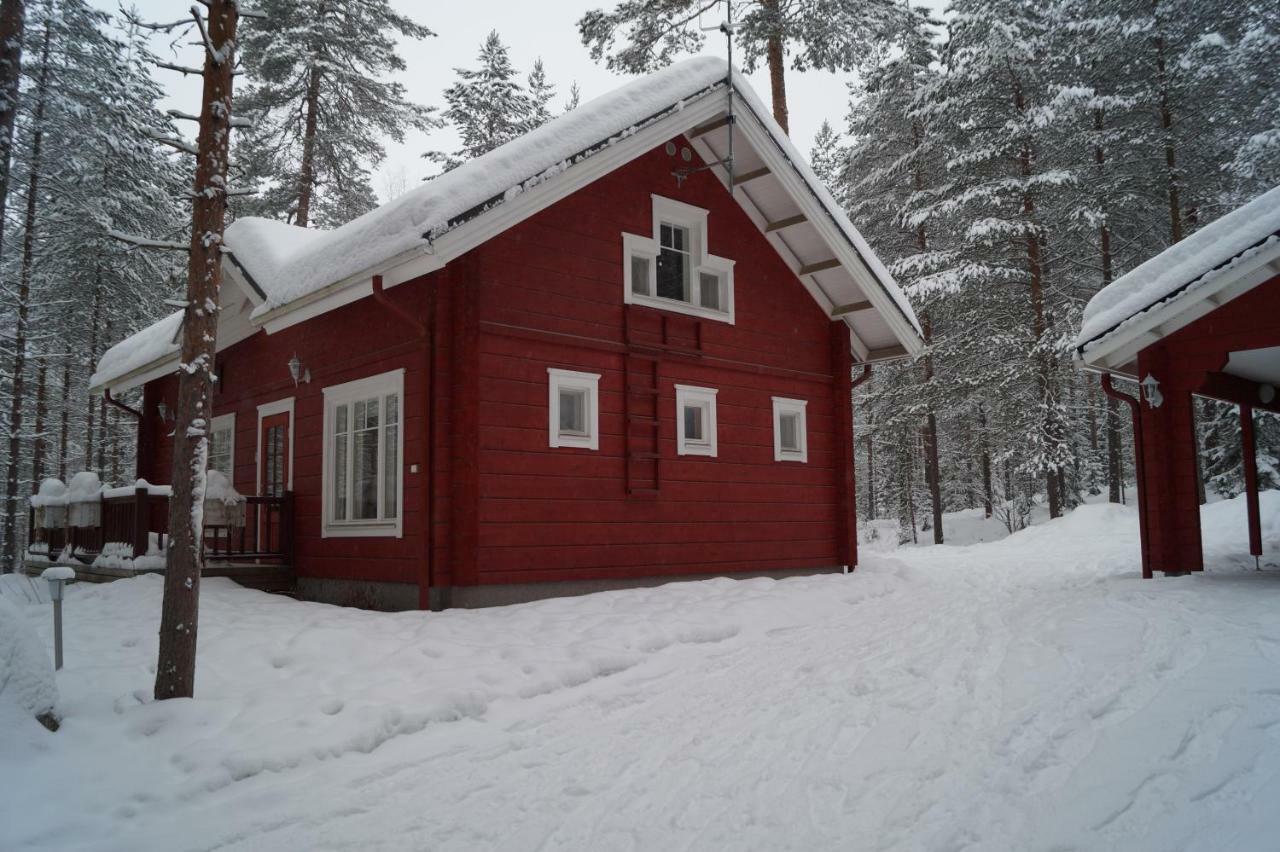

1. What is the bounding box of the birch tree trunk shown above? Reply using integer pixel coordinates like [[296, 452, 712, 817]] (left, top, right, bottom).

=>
[[154, 0, 239, 700]]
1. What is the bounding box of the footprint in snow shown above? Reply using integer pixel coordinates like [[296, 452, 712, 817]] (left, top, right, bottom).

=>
[[319, 697, 344, 716]]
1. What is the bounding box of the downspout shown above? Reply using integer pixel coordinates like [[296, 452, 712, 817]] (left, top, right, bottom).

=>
[[104, 388, 144, 479], [371, 274, 437, 610], [851, 364, 872, 391], [844, 363, 872, 573], [1101, 373, 1151, 579]]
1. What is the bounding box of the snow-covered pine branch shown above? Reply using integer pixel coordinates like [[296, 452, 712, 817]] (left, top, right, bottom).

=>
[[148, 130, 198, 155], [107, 230, 189, 251]]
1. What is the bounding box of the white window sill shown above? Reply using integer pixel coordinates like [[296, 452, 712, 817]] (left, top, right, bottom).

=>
[[322, 521, 403, 539], [626, 291, 733, 324]]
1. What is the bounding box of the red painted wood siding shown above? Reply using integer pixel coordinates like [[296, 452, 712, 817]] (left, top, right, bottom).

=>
[[1136, 274, 1280, 574], [138, 135, 859, 594], [465, 139, 847, 585], [140, 278, 452, 595]]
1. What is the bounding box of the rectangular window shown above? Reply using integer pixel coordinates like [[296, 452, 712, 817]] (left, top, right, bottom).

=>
[[208, 413, 235, 478], [323, 369, 404, 537], [657, 222, 691, 301], [549, 368, 601, 450], [699, 271, 722, 311], [630, 255, 651, 296], [772, 397, 808, 463], [675, 385, 718, 457]]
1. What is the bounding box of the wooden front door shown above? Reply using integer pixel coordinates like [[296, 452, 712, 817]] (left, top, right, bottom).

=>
[[259, 412, 289, 551]]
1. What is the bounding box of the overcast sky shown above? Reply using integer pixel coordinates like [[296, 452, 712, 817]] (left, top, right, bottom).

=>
[[94, 1, 944, 204]]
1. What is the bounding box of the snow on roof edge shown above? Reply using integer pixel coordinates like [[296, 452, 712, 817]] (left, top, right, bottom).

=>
[[1075, 184, 1280, 354], [90, 311, 182, 392]]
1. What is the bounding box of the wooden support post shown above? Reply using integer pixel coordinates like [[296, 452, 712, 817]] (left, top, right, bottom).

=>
[[1240, 405, 1263, 559], [133, 486, 148, 560]]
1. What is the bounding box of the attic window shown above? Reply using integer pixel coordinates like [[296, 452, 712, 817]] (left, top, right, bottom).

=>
[[624, 195, 735, 323]]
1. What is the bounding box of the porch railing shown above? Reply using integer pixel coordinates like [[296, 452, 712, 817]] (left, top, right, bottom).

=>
[[27, 488, 294, 566]]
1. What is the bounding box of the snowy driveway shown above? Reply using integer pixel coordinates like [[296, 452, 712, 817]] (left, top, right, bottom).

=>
[[5, 499, 1280, 851]]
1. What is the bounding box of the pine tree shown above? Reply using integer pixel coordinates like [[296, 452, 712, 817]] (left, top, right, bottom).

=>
[[235, 0, 437, 228], [428, 31, 534, 172], [578, 0, 910, 134]]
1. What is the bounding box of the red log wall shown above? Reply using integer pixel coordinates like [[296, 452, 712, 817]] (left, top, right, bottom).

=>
[[139, 136, 859, 599]]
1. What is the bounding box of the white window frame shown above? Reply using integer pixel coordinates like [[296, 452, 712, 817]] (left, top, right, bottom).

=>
[[208, 412, 236, 479], [255, 396, 295, 495], [772, 397, 809, 463], [675, 384, 718, 457], [548, 368, 601, 450], [623, 195, 735, 324], [321, 369, 405, 539]]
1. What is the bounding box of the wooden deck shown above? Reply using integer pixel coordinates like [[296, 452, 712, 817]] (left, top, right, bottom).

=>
[[25, 488, 295, 594]]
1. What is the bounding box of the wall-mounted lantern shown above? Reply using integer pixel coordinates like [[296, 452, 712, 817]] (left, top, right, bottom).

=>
[[1141, 374, 1164, 409], [288, 353, 311, 387], [156, 400, 174, 424]]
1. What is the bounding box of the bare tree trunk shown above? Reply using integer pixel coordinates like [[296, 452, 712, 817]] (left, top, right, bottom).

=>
[[978, 402, 993, 518], [154, 0, 239, 701], [84, 272, 102, 470], [760, 0, 788, 134], [865, 433, 876, 521], [57, 356, 69, 480], [1107, 394, 1121, 502], [1011, 67, 1061, 519], [2, 20, 48, 572], [1152, 1, 1182, 244], [32, 356, 47, 486], [293, 64, 321, 228]]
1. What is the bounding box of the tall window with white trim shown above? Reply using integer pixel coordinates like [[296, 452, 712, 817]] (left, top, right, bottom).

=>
[[323, 369, 404, 537], [548, 368, 601, 450], [208, 413, 235, 478], [624, 195, 735, 322], [772, 397, 808, 462], [675, 385, 718, 457]]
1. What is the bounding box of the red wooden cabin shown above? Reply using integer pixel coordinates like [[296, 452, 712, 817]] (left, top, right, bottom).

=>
[[89, 58, 923, 609], [1075, 185, 1280, 578]]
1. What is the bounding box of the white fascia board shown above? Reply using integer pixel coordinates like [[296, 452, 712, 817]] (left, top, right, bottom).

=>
[[730, 113, 923, 359], [98, 355, 179, 396], [1078, 240, 1280, 372], [222, 256, 265, 306]]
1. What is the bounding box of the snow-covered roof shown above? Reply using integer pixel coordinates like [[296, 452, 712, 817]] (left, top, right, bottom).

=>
[[1076, 185, 1280, 367], [89, 310, 182, 392], [94, 56, 921, 394]]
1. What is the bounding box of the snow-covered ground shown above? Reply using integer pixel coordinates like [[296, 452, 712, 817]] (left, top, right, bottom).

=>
[[4, 494, 1280, 851]]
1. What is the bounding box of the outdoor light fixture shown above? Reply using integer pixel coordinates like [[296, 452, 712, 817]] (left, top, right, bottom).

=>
[[156, 400, 171, 422], [42, 566, 74, 670], [288, 353, 311, 386], [1140, 374, 1164, 409], [1260, 384, 1276, 405]]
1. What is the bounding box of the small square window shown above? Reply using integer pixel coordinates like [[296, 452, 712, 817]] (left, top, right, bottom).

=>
[[772, 397, 808, 462], [549, 368, 601, 450], [675, 385, 718, 457]]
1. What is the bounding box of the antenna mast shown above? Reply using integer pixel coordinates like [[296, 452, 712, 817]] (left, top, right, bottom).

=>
[[673, 0, 740, 190]]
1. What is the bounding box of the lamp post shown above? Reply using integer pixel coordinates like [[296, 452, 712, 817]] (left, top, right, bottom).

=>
[[41, 566, 74, 670]]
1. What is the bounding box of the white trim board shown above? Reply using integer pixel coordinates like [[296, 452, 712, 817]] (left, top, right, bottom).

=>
[[255, 396, 295, 495]]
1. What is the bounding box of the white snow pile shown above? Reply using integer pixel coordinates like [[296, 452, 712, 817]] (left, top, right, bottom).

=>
[[28, 478, 66, 508], [203, 469, 241, 505], [5, 494, 1280, 850], [89, 309, 182, 391], [101, 479, 173, 500], [1077, 183, 1280, 351], [40, 567, 75, 582], [64, 471, 102, 503], [0, 594, 58, 732]]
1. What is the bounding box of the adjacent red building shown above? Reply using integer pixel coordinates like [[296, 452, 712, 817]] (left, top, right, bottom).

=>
[[1075, 185, 1280, 578], [90, 58, 923, 609]]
